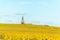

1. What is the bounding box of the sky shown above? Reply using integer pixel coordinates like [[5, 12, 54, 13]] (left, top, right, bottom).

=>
[[0, 0, 60, 26]]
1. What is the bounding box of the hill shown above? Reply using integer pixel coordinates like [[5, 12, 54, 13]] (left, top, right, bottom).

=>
[[0, 24, 59, 33]]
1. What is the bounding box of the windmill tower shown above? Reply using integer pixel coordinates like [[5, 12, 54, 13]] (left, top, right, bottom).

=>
[[21, 16, 25, 24]]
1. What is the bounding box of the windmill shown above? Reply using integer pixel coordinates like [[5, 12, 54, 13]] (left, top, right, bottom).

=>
[[21, 16, 25, 24], [16, 13, 26, 24]]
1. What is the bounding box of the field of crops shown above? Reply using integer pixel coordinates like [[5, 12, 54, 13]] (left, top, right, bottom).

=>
[[0, 24, 59, 40]]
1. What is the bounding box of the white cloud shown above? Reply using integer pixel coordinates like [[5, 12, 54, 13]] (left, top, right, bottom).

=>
[[18, 1, 48, 6], [37, 1, 48, 6], [19, 2, 33, 4]]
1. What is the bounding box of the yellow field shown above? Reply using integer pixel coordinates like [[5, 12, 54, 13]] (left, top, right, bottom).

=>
[[0, 24, 60, 40]]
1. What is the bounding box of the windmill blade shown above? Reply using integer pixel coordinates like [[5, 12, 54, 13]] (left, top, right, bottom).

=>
[[16, 13, 27, 15]]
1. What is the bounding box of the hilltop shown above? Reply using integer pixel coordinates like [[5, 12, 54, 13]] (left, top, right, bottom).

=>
[[0, 24, 60, 34], [0, 16, 59, 33]]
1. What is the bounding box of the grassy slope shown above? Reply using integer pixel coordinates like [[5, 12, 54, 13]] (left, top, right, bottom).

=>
[[0, 24, 60, 40], [0, 24, 59, 32]]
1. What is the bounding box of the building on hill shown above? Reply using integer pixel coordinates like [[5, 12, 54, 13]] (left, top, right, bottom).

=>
[[21, 16, 25, 24], [0, 16, 60, 40]]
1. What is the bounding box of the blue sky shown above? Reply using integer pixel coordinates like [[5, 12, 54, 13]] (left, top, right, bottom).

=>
[[0, 0, 60, 26]]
